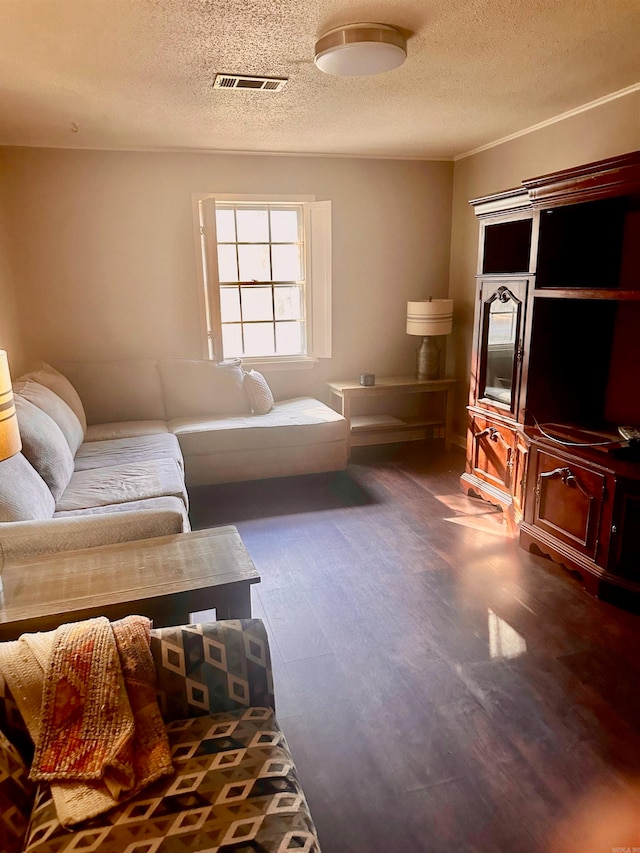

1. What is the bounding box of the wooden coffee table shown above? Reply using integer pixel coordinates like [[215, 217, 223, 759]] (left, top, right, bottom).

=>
[[0, 526, 260, 641]]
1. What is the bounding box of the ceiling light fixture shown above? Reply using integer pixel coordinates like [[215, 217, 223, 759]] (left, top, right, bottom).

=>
[[314, 23, 407, 77]]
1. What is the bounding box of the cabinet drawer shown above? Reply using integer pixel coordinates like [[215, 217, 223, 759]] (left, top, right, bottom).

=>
[[469, 414, 517, 491], [529, 449, 606, 559]]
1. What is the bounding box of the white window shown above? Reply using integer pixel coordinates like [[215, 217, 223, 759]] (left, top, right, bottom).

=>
[[194, 194, 331, 368]]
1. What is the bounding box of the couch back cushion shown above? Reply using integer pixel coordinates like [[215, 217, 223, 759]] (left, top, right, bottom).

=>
[[159, 359, 251, 419], [17, 362, 87, 432], [0, 453, 55, 522], [12, 380, 84, 455], [57, 359, 166, 425], [14, 396, 74, 501], [0, 728, 34, 853]]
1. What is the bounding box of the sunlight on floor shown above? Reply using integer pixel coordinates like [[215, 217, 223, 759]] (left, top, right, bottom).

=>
[[488, 608, 527, 659], [435, 493, 511, 538]]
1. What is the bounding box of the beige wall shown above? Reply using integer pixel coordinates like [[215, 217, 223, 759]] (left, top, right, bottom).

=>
[[448, 89, 640, 440], [0, 158, 27, 377], [0, 147, 453, 401], [3, 90, 636, 421]]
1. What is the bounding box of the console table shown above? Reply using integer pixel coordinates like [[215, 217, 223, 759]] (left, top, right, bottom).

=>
[[0, 526, 260, 640], [327, 376, 456, 454]]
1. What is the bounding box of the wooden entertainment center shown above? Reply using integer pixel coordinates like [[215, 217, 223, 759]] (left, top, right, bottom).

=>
[[461, 150, 640, 599]]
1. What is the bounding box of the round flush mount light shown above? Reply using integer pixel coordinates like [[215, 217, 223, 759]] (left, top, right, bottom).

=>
[[314, 23, 407, 77]]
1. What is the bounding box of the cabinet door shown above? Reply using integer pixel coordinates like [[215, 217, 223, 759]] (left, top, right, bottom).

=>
[[475, 279, 529, 419], [610, 485, 640, 579], [469, 413, 517, 492], [529, 449, 607, 559]]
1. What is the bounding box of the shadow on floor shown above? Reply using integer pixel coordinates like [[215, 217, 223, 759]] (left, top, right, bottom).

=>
[[189, 469, 375, 528]]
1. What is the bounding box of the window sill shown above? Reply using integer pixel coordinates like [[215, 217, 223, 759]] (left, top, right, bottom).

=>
[[240, 356, 319, 372]]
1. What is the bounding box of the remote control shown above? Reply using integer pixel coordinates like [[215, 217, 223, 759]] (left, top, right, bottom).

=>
[[618, 426, 640, 443]]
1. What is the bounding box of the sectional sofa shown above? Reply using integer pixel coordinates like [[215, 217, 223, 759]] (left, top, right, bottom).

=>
[[0, 358, 347, 561]]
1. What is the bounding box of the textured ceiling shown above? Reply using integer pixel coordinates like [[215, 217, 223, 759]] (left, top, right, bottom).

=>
[[0, 0, 638, 159]]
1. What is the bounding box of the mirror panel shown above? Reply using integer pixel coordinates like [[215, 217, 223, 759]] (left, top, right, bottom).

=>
[[481, 287, 520, 407]]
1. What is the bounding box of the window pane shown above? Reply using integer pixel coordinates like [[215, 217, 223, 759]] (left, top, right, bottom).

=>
[[220, 287, 241, 322], [244, 323, 275, 356], [274, 285, 302, 320], [241, 286, 273, 321], [270, 209, 300, 242], [222, 324, 243, 357], [216, 208, 236, 242], [272, 245, 301, 281], [275, 322, 303, 355], [236, 208, 269, 243], [238, 244, 271, 281], [217, 245, 238, 282]]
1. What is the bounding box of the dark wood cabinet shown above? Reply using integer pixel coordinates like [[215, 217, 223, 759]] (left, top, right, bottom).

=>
[[524, 444, 611, 563], [462, 150, 640, 600], [461, 189, 534, 528]]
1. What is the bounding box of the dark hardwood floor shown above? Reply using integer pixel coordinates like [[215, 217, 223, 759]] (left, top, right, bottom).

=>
[[189, 442, 640, 853]]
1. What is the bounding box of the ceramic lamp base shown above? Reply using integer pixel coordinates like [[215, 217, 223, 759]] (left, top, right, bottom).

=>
[[416, 336, 440, 380]]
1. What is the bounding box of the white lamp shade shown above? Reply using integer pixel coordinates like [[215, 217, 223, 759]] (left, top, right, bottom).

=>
[[0, 350, 21, 462], [406, 299, 454, 336], [314, 24, 407, 77]]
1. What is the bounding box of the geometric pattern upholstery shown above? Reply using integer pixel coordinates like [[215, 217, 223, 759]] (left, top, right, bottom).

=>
[[1, 620, 320, 853], [0, 729, 33, 853], [150, 620, 275, 722], [0, 674, 32, 763], [24, 708, 320, 852]]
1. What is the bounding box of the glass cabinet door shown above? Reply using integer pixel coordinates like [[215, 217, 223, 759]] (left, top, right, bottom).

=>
[[477, 279, 528, 418]]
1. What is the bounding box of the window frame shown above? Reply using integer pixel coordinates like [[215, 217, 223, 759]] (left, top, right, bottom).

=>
[[193, 193, 331, 369]]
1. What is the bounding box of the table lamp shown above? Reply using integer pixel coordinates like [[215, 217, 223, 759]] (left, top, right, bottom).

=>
[[0, 349, 21, 593], [406, 298, 454, 380], [0, 350, 21, 462]]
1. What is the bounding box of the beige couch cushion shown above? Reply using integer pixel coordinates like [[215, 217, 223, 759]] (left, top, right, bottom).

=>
[[14, 396, 74, 500], [18, 362, 87, 432], [12, 380, 84, 455], [0, 501, 189, 561], [55, 459, 188, 513], [170, 396, 347, 455], [54, 494, 188, 522], [0, 454, 55, 522], [159, 359, 251, 419], [183, 441, 349, 486], [74, 433, 183, 471], [54, 496, 190, 535], [84, 420, 170, 441], [57, 359, 166, 425]]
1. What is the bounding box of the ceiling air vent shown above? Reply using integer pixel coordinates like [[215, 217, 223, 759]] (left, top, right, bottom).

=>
[[213, 74, 288, 92]]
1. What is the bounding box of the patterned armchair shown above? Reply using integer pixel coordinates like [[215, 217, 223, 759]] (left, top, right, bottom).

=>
[[0, 619, 321, 853]]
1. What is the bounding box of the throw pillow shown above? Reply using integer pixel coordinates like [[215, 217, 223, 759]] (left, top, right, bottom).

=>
[[0, 728, 34, 853], [18, 362, 87, 432], [0, 453, 56, 522], [12, 380, 84, 455], [243, 369, 275, 414], [14, 396, 75, 501]]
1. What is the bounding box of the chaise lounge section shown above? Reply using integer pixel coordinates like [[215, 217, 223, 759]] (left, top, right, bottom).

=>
[[60, 357, 348, 487]]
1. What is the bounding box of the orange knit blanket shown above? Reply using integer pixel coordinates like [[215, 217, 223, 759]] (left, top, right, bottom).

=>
[[0, 615, 174, 826]]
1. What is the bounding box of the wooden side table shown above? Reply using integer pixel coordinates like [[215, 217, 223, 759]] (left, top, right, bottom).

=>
[[0, 526, 260, 640], [327, 376, 457, 455]]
